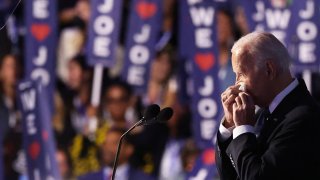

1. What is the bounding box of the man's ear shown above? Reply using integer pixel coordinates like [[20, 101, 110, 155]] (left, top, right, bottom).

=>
[[265, 60, 276, 80]]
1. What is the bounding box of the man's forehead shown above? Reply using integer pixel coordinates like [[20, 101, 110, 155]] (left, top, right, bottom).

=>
[[231, 51, 242, 68], [232, 50, 253, 72]]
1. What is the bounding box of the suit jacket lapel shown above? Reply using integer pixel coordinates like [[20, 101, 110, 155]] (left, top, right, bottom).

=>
[[258, 79, 310, 145]]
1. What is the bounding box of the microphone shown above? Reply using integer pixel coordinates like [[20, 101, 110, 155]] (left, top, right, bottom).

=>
[[141, 107, 174, 125], [139, 104, 161, 125], [111, 104, 160, 180]]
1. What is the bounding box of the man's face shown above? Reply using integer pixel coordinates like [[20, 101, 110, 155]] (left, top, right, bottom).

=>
[[102, 131, 121, 166], [67, 60, 83, 90], [102, 131, 133, 167], [231, 50, 270, 107], [105, 86, 129, 121], [0, 55, 17, 85], [56, 150, 70, 178], [150, 53, 172, 83]]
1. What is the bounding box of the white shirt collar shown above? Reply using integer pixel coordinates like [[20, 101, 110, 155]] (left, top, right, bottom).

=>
[[104, 164, 129, 180], [269, 78, 298, 113]]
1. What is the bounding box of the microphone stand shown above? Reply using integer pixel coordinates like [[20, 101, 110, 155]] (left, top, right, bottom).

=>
[[111, 119, 143, 180]]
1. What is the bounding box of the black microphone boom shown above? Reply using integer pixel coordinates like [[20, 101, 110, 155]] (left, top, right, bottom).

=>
[[111, 104, 160, 180]]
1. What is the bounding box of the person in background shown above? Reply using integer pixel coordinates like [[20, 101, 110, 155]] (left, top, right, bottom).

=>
[[158, 102, 192, 180], [180, 138, 201, 174], [65, 54, 101, 177], [78, 127, 154, 180], [0, 54, 20, 139], [58, 0, 90, 30], [56, 0, 89, 83], [56, 27, 85, 84], [132, 45, 179, 177], [233, 5, 250, 36], [217, 10, 236, 92], [100, 78, 137, 130], [52, 89, 74, 149], [66, 54, 95, 137], [216, 32, 320, 179], [56, 147, 73, 179], [82, 78, 139, 166], [142, 45, 177, 109], [0, 53, 22, 180], [162, 0, 175, 32]]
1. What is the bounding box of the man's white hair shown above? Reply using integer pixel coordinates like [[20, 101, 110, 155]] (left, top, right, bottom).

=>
[[231, 32, 291, 73]]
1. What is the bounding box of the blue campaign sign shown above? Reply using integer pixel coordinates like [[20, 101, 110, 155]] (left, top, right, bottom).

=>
[[17, 80, 60, 180], [182, 0, 222, 149], [236, 0, 320, 71], [287, 0, 320, 71], [177, 0, 193, 106], [121, 0, 163, 94], [87, 0, 123, 67], [24, 0, 57, 115]]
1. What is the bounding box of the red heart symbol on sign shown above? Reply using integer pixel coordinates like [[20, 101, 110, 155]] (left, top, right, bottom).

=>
[[202, 148, 215, 165], [31, 24, 51, 41], [28, 141, 40, 160], [136, 1, 157, 19], [195, 53, 215, 72]]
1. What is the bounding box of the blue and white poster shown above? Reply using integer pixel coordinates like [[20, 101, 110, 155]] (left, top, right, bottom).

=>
[[182, 0, 222, 149], [121, 0, 163, 94], [87, 0, 123, 67], [179, 0, 223, 178], [24, 0, 57, 114], [236, 0, 320, 71], [17, 80, 60, 180]]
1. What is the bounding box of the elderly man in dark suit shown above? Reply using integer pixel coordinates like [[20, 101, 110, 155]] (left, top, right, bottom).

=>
[[216, 31, 320, 180], [78, 127, 154, 180]]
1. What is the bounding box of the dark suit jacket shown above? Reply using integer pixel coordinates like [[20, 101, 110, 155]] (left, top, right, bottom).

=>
[[215, 79, 320, 180], [77, 166, 155, 180], [0, 95, 10, 142]]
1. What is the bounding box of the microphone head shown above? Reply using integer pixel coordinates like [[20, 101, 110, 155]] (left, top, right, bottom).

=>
[[157, 107, 173, 123], [143, 104, 160, 119]]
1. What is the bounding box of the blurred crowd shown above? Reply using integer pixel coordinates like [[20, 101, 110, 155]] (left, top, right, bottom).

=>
[[0, 0, 319, 180]]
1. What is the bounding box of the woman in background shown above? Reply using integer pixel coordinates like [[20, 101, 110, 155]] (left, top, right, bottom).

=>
[[0, 53, 22, 180]]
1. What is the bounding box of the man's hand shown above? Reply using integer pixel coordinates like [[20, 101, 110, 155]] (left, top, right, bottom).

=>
[[232, 92, 255, 126], [221, 85, 242, 128]]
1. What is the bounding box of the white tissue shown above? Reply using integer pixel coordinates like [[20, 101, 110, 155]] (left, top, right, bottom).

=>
[[239, 83, 246, 92]]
